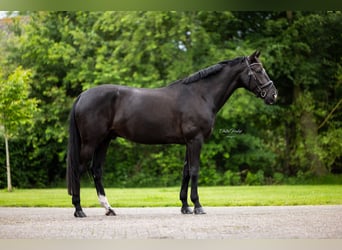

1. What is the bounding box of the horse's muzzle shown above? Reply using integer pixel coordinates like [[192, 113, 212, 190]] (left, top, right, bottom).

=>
[[264, 92, 277, 105]]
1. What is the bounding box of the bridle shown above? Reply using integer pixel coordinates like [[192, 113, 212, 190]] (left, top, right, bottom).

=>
[[245, 57, 275, 98]]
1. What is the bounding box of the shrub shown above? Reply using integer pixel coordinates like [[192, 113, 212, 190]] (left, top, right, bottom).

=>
[[245, 170, 265, 185], [222, 170, 241, 186], [273, 172, 285, 184]]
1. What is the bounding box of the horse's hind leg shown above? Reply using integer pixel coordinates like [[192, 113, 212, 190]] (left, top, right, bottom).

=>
[[72, 145, 94, 218], [72, 179, 86, 218], [91, 137, 116, 216]]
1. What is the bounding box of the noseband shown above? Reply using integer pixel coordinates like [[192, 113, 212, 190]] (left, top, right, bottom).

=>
[[245, 57, 274, 98]]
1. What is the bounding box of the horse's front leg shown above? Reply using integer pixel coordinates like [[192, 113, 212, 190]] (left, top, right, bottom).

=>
[[188, 137, 206, 215], [91, 139, 116, 216], [180, 151, 193, 214]]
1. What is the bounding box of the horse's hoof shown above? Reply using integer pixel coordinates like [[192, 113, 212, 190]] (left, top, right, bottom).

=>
[[194, 207, 206, 215], [181, 206, 193, 214], [74, 210, 87, 218], [105, 208, 116, 216]]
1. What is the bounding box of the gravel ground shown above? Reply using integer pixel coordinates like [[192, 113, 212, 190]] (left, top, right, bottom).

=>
[[0, 206, 341, 239]]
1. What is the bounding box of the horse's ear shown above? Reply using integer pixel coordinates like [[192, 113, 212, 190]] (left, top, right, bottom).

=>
[[251, 50, 261, 58], [248, 50, 261, 63]]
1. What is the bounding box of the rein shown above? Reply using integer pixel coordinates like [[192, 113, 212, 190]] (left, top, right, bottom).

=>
[[245, 57, 274, 98]]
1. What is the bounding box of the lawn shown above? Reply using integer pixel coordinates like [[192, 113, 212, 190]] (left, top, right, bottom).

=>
[[0, 185, 341, 207]]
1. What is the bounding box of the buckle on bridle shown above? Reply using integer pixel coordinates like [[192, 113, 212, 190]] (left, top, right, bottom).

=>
[[259, 81, 273, 98]]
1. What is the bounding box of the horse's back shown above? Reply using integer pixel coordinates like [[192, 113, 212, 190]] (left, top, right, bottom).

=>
[[77, 84, 120, 105]]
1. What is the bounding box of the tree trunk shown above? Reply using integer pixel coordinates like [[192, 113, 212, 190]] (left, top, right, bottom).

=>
[[283, 85, 301, 176], [286, 85, 327, 177], [300, 110, 327, 176], [5, 134, 12, 192], [295, 86, 327, 177], [284, 120, 296, 176], [286, 11, 293, 23]]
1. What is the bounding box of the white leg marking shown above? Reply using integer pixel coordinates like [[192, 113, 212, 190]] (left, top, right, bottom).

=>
[[98, 194, 112, 211]]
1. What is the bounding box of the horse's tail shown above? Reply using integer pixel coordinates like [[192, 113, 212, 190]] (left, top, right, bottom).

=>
[[67, 96, 81, 195]]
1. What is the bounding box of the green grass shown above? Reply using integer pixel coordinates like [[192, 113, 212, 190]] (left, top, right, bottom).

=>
[[0, 185, 341, 207]]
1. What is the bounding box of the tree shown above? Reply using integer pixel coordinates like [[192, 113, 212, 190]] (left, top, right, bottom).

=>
[[0, 67, 39, 191], [14, 11, 228, 187], [261, 11, 342, 176], [2, 11, 341, 188]]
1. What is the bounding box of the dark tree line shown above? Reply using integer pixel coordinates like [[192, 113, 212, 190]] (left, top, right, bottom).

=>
[[0, 11, 341, 188]]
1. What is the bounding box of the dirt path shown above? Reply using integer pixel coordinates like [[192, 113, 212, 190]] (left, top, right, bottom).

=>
[[1, 206, 341, 239]]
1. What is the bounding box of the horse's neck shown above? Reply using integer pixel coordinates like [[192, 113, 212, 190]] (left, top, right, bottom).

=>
[[203, 65, 242, 113]]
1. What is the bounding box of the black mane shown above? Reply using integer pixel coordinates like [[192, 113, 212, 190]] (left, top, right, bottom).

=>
[[171, 57, 243, 85]]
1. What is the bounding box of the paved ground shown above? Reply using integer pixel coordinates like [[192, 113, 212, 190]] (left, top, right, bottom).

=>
[[0, 206, 341, 239]]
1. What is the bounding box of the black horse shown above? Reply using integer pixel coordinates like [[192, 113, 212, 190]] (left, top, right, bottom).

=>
[[67, 51, 278, 217]]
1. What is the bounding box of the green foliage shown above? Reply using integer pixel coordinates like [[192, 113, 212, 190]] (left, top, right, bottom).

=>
[[0, 67, 38, 138], [245, 170, 265, 185], [0, 66, 39, 191], [0, 11, 341, 188], [222, 170, 241, 186]]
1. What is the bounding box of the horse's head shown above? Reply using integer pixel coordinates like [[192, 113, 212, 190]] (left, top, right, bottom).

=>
[[240, 51, 278, 105]]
